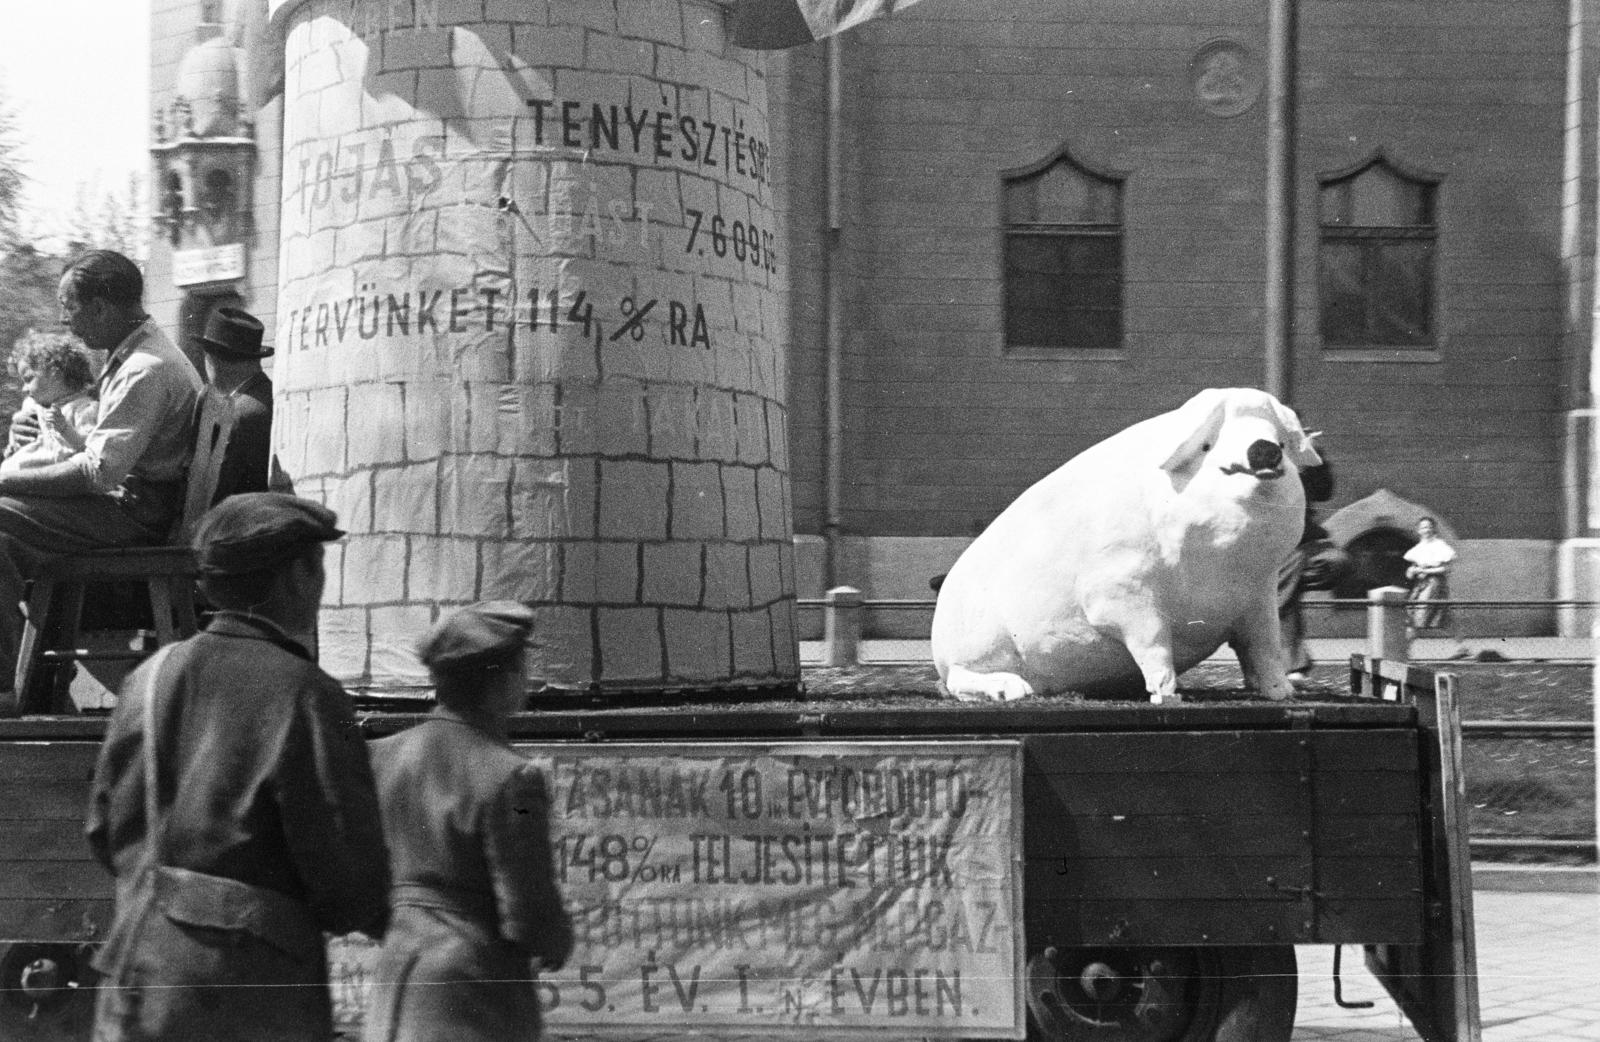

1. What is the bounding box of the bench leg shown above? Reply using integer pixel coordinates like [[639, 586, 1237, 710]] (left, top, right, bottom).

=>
[[171, 578, 199, 639], [148, 579, 181, 646], [15, 580, 57, 714], [47, 582, 86, 714]]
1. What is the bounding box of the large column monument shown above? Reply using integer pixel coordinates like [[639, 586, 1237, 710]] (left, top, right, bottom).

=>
[[267, 0, 796, 693]]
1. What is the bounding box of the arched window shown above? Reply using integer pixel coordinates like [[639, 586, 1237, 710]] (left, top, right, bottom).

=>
[[1317, 153, 1440, 348], [163, 171, 185, 245], [203, 168, 235, 225], [1000, 146, 1126, 352]]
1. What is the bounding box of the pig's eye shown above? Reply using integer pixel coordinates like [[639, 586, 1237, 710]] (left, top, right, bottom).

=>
[[1201, 442, 1212, 451]]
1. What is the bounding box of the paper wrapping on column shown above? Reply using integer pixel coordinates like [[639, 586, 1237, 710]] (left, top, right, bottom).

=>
[[271, 0, 797, 692]]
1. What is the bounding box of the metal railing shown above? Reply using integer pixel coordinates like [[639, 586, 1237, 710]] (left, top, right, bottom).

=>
[[798, 587, 1596, 862], [796, 593, 1600, 649]]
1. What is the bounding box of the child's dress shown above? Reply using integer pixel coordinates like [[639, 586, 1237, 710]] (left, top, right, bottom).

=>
[[1, 391, 98, 472], [1404, 536, 1457, 631]]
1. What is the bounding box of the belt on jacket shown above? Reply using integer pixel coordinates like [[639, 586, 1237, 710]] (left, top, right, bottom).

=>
[[391, 882, 497, 921], [152, 865, 321, 960]]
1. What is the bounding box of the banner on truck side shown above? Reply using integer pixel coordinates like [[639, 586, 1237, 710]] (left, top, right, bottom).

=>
[[331, 740, 1025, 1039]]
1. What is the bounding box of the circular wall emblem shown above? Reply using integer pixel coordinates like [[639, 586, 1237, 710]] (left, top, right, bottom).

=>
[[1190, 39, 1262, 118]]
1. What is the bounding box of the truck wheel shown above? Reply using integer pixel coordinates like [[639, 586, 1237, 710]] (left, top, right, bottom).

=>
[[1025, 945, 1296, 1042], [0, 943, 97, 1042]]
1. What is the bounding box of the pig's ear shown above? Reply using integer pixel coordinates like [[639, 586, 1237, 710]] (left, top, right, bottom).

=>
[[1273, 399, 1323, 468], [1155, 388, 1227, 471]]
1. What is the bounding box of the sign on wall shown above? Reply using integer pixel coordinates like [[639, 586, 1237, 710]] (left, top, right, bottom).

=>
[[332, 741, 1025, 1038], [172, 242, 247, 286]]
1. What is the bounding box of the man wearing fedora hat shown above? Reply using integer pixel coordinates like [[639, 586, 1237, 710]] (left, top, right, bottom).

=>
[[198, 304, 277, 503]]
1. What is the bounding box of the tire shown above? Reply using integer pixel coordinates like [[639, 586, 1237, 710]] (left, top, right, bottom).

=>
[[0, 943, 98, 1042], [1025, 944, 1297, 1042]]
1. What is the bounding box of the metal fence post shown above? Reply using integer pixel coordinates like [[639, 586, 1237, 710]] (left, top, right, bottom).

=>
[[823, 586, 862, 666], [1368, 586, 1410, 663]]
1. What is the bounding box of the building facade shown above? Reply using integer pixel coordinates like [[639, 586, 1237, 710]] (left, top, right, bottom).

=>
[[149, 0, 1599, 642]]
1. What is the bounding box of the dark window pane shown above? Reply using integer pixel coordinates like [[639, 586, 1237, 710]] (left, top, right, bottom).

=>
[[1368, 241, 1433, 343], [1318, 241, 1368, 344], [1004, 233, 1122, 349], [1319, 238, 1434, 346]]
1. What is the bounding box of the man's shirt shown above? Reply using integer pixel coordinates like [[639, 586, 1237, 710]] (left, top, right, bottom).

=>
[[75, 318, 203, 494]]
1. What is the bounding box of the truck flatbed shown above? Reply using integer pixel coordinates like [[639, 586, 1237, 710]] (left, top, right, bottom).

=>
[[0, 656, 1476, 1042]]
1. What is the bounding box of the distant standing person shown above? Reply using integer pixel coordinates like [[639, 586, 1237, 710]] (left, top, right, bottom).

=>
[[364, 601, 574, 1042], [2, 330, 98, 472], [196, 305, 275, 502], [1277, 436, 1352, 683], [86, 493, 391, 1041], [1405, 516, 1466, 655]]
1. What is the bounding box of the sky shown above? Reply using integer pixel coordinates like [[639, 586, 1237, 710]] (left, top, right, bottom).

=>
[[0, 0, 153, 244]]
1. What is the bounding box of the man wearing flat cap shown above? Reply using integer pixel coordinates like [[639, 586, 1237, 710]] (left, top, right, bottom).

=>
[[196, 303, 277, 502], [87, 492, 391, 1042], [364, 601, 573, 1042]]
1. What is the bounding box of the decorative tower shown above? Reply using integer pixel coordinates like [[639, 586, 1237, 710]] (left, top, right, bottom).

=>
[[152, 28, 257, 293]]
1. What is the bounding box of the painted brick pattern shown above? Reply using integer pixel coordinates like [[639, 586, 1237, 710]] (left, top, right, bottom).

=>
[[273, 0, 797, 691]]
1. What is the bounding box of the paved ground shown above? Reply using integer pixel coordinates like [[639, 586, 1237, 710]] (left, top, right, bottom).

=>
[[1293, 876, 1599, 1041]]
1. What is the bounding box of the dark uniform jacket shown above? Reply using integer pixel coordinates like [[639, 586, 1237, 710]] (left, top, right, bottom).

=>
[[86, 612, 390, 1042], [364, 710, 574, 1042]]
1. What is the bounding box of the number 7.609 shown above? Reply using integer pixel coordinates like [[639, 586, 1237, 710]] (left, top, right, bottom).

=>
[[684, 208, 778, 274]]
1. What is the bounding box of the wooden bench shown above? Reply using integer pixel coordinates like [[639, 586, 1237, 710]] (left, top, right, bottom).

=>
[[11, 389, 236, 714]]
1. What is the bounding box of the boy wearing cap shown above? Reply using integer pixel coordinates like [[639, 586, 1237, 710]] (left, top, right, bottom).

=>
[[196, 303, 276, 502], [364, 601, 573, 1042], [86, 492, 391, 1042]]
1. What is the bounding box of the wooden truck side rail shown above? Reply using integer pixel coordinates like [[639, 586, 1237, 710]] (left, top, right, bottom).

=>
[[0, 659, 1478, 1042], [1355, 656, 1482, 1042]]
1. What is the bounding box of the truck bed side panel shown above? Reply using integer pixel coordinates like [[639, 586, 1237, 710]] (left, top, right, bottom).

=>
[[1022, 730, 1425, 947], [0, 742, 107, 943]]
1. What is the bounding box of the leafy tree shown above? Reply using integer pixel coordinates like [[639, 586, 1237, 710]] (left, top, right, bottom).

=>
[[0, 85, 147, 421], [0, 85, 25, 250], [0, 244, 64, 420], [63, 172, 149, 260], [0, 85, 61, 418]]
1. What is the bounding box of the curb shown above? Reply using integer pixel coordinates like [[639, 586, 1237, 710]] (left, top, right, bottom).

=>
[[1470, 863, 1599, 894]]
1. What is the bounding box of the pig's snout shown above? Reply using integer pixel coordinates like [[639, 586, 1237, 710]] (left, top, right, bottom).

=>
[[1246, 439, 1283, 472]]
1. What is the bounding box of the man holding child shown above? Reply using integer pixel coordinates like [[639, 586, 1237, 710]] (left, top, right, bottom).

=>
[[0, 249, 202, 703]]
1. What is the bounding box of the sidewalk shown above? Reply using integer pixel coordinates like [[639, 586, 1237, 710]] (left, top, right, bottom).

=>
[[1294, 881, 1600, 1041], [800, 637, 1596, 667]]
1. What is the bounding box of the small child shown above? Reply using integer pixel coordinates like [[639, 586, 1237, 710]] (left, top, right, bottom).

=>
[[1405, 515, 1469, 658], [3, 330, 98, 473]]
